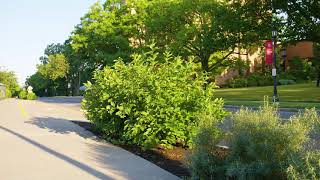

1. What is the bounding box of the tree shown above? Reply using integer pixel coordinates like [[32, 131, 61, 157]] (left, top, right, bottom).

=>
[[276, 0, 319, 43], [145, 0, 271, 75], [37, 54, 69, 96], [39, 43, 65, 64], [276, 0, 320, 86], [0, 69, 20, 97], [38, 54, 69, 81], [26, 72, 48, 96], [71, 2, 133, 70]]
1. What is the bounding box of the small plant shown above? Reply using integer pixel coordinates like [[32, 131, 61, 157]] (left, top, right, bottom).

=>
[[189, 104, 320, 179]]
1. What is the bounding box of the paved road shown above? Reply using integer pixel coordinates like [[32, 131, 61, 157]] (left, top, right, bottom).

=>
[[0, 98, 179, 180]]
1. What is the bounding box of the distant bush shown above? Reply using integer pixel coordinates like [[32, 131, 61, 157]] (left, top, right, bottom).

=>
[[226, 73, 273, 88], [19, 90, 37, 100], [227, 77, 248, 88], [27, 92, 37, 100], [278, 79, 296, 85], [190, 105, 320, 179], [19, 90, 27, 99], [82, 51, 227, 149], [287, 57, 315, 81]]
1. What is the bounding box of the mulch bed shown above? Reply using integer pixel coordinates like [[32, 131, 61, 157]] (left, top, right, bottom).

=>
[[72, 121, 191, 178]]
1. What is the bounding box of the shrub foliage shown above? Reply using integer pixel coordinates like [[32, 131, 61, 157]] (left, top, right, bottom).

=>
[[82, 51, 226, 149], [190, 105, 320, 179], [19, 90, 38, 100]]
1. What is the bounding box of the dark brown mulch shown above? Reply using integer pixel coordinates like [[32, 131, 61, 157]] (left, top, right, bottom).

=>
[[71, 121, 191, 178]]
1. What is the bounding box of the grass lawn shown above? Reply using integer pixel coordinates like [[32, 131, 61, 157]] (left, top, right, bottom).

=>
[[215, 83, 320, 109]]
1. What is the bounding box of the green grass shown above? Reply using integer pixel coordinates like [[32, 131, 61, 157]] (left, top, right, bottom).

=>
[[215, 83, 320, 109]]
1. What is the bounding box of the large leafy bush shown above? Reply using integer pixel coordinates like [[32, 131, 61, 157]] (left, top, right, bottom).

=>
[[190, 105, 320, 179], [82, 51, 226, 149]]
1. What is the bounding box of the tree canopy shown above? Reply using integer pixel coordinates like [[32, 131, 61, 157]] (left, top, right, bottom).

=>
[[27, 0, 319, 95], [0, 69, 19, 97]]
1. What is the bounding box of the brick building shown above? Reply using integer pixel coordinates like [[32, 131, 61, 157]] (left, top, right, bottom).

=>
[[215, 41, 316, 85]]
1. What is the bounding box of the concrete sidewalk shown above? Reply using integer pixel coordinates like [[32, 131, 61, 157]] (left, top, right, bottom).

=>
[[0, 98, 179, 180]]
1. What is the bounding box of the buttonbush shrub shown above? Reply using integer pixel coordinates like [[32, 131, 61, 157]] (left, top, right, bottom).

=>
[[82, 51, 227, 149], [190, 105, 320, 179]]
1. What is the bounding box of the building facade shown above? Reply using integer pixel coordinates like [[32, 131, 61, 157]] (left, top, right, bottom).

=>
[[215, 41, 316, 85]]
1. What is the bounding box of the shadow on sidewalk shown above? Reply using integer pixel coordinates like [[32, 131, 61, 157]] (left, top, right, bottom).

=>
[[0, 125, 114, 179], [23, 117, 180, 179], [25, 117, 94, 139]]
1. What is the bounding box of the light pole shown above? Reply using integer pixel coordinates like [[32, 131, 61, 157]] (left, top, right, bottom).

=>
[[272, 30, 279, 102]]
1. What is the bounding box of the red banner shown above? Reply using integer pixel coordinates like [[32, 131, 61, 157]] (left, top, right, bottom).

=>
[[265, 40, 273, 65]]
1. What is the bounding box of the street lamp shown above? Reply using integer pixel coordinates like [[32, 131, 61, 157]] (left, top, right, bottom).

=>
[[272, 30, 279, 102]]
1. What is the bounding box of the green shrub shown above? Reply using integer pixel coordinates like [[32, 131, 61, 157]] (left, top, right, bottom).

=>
[[226, 106, 308, 179], [5, 88, 12, 98], [82, 51, 227, 149], [190, 105, 320, 179], [248, 73, 273, 87], [19, 90, 27, 99], [227, 77, 248, 88], [27, 92, 37, 100], [278, 79, 296, 85], [286, 152, 320, 180], [287, 57, 314, 81], [279, 73, 296, 81], [189, 116, 226, 179], [285, 109, 320, 180], [226, 73, 273, 88]]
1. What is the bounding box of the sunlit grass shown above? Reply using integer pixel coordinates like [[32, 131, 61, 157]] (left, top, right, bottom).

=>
[[215, 83, 320, 109]]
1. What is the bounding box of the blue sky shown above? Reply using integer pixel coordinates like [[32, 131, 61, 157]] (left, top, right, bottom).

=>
[[0, 0, 98, 84]]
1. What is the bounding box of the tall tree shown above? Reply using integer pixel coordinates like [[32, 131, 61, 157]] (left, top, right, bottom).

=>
[[145, 0, 271, 75], [276, 0, 319, 43], [39, 43, 65, 64], [276, 0, 320, 86]]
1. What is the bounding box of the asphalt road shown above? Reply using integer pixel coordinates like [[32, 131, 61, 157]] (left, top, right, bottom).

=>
[[0, 98, 179, 180]]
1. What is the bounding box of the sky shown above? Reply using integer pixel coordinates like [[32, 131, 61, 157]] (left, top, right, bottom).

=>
[[0, 0, 98, 85]]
